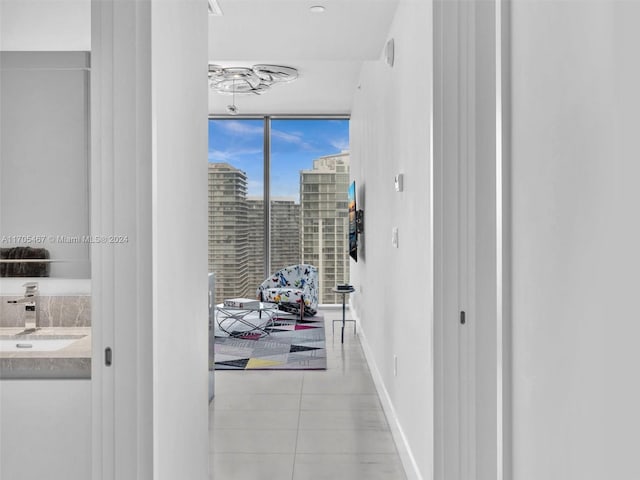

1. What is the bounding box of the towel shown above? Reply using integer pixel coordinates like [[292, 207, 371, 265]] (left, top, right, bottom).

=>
[[0, 247, 50, 277]]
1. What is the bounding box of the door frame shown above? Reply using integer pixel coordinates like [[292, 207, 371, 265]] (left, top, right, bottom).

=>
[[91, 2, 209, 478], [91, 0, 154, 477], [433, 1, 512, 479]]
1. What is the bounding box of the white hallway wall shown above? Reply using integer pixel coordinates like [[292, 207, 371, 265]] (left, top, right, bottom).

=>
[[352, 2, 640, 480], [511, 2, 640, 479], [0, 0, 90, 51], [350, 0, 432, 479]]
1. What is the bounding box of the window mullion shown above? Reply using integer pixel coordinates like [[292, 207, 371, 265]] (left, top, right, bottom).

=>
[[263, 116, 271, 278]]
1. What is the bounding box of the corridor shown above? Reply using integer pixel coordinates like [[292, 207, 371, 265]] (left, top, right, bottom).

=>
[[209, 308, 407, 480]]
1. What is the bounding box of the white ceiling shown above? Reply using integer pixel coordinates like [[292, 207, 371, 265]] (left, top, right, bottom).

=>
[[208, 0, 399, 116], [0, 0, 398, 116]]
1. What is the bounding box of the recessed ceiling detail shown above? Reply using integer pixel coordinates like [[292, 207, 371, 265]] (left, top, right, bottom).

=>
[[208, 64, 299, 95]]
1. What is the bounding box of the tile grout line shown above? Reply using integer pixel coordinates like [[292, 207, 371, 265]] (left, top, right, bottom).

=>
[[210, 309, 407, 478]]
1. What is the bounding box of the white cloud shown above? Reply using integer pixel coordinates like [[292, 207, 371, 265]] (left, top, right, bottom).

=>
[[208, 147, 264, 165], [208, 149, 231, 161], [329, 137, 350, 152], [271, 128, 314, 150], [213, 120, 349, 155], [215, 121, 313, 149], [220, 120, 263, 136]]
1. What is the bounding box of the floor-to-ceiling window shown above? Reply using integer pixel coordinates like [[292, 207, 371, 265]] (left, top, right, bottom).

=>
[[208, 117, 350, 304], [208, 119, 265, 301]]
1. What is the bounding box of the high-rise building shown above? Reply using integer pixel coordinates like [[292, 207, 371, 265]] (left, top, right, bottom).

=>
[[209, 153, 349, 305], [209, 164, 302, 301], [245, 197, 266, 292], [246, 197, 301, 285], [270, 197, 302, 272], [300, 152, 350, 303], [208, 163, 251, 301]]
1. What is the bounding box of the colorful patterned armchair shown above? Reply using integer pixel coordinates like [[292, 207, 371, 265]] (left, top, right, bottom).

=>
[[257, 264, 319, 319]]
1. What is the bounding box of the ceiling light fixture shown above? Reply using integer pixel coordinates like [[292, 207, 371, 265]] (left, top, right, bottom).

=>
[[208, 64, 299, 96], [310, 5, 326, 13], [226, 79, 239, 115]]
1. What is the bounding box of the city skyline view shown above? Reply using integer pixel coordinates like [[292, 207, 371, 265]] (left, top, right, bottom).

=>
[[208, 118, 349, 201], [208, 118, 351, 304]]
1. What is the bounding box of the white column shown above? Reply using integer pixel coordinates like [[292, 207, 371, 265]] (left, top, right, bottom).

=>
[[151, 1, 209, 478]]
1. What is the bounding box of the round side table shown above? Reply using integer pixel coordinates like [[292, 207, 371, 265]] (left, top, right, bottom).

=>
[[331, 286, 356, 343]]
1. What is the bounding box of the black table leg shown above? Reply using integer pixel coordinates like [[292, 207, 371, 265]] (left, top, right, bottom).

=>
[[341, 293, 346, 344]]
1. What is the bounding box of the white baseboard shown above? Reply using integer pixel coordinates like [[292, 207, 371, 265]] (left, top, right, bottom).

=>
[[349, 304, 425, 480]]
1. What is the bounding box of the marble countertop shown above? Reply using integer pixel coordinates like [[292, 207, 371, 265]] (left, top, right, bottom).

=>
[[0, 327, 91, 379]]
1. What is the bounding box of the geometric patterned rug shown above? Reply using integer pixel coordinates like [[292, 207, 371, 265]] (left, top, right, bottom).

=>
[[213, 313, 327, 370]]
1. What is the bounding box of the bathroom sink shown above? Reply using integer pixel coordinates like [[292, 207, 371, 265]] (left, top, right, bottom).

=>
[[0, 334, 86, 353]]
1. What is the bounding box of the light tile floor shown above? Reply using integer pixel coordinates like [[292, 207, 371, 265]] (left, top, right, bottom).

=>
[[209, 307, 408, 480]]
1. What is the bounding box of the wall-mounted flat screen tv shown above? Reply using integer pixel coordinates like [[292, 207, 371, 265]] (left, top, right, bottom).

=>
[[348, 181, 357, 262]]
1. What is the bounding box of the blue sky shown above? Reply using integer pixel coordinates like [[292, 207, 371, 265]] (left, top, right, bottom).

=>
[[208, 119, 349, 201]]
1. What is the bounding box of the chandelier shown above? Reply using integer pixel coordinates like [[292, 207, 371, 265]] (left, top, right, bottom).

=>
[[208, 64, 298, 95]]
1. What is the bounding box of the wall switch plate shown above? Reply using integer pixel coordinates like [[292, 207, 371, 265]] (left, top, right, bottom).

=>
[[394, 173, 404, 192], [392, 227, 399, 248], [385, 38, 395, 67]]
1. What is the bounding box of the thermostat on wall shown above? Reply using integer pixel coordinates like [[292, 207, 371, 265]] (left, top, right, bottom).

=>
[[394, 173, 404, 192]]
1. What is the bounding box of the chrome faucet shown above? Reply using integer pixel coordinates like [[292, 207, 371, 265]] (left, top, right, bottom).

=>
[[7, 282, 40, 332]]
